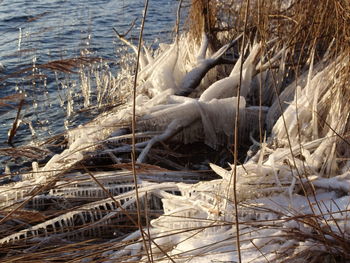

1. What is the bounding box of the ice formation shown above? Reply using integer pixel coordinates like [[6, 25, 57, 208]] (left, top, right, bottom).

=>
[[99, 48, 350, 262], [1, 14, 350, 262]]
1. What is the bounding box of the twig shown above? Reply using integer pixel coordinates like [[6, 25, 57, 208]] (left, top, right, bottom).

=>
[[7, 98, 25, 146], [131, 0, 152, 262], [113, 18, 137, 38], [113, 27, 136, 49], [145, 191, 154, 263], [232, 1, 250, 262], [175, 0, 183, 38], [250, 240, 271, 263]]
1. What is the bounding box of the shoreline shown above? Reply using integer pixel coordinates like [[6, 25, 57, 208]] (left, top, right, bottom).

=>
[[1, 1, 350, 262]]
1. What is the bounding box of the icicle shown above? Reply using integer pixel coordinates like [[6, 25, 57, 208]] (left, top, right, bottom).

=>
[[199, 42, 261, 102], [176, 33, 241, 96], [143, 44, 154, 65]]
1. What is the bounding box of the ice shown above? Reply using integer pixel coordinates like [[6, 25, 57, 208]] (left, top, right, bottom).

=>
[[3, 21, 350, 262]]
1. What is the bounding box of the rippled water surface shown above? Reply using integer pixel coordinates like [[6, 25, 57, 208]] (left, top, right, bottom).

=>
[[0, 0, 180, 169]]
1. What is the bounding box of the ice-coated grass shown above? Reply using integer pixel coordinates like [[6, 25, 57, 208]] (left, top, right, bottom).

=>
[[1, 0, 350, 262]]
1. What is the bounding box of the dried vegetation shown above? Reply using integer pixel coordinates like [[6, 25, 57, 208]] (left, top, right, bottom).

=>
[[1, 0, 350, 262]]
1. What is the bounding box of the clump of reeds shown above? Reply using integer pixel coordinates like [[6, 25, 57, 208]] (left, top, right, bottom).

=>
[[185, 0, 350, 262], [188, 0, 350, 58], [187, 0, 218, 44], [1, 1, 350, 263]]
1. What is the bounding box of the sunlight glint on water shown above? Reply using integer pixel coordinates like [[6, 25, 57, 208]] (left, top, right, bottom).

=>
[[0, 0, 179, 170]]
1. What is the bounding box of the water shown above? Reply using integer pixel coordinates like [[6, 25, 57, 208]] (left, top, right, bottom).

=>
[[0, 0, 181, 170]]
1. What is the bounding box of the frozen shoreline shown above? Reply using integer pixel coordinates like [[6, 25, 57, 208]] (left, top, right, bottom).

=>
[[1, 1, 350, 262]]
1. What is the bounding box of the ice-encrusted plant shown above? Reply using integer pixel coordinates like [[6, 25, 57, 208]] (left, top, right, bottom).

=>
[[1, 0, 350, 262], [0, 29, 283, 258], [100, 49, 350, 263]]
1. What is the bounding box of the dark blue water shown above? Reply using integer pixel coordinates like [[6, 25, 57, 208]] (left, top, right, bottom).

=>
[[0, 0, 181, 170]]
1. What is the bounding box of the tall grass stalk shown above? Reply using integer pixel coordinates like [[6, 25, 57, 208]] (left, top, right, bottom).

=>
[[131, 0, 152, 261], [232, 0, 250, 261]]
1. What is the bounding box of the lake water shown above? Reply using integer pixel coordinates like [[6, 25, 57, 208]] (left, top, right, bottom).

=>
[[0, 0, 181, 171]]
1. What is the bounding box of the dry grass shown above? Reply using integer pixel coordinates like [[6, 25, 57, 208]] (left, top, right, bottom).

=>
[[1, 0, 350, 262], [188, 0, 350, 67], [185, 0, 350, 262]]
